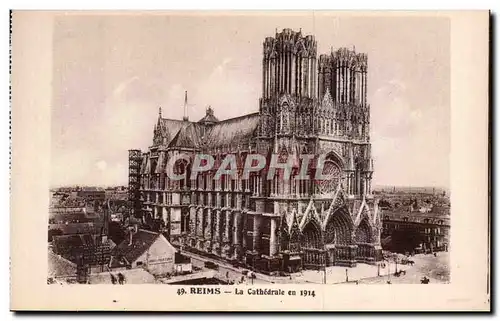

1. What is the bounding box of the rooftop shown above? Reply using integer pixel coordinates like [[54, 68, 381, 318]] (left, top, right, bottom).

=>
[[48, 250, 77, 278], [110, 229, 165, 268]]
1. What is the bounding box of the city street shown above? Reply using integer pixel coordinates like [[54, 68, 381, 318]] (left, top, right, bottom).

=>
[[359, 252, 450, 284], [181, 250, 449, 285], [181, 250, 272, 284]]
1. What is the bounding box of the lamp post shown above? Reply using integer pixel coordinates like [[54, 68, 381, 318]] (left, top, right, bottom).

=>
[[387, 261, 390, 283], [323, 254, 327, 284]]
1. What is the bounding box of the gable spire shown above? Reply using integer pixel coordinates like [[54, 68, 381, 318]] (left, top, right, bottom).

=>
[[322, 88, 333, 108]]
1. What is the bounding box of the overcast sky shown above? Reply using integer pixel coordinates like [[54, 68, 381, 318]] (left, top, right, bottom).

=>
[[51, 13, 450, 188]]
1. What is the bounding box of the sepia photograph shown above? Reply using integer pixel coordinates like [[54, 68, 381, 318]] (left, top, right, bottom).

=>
[[47, 13, 450, 286], [10, 10, 489, 311]]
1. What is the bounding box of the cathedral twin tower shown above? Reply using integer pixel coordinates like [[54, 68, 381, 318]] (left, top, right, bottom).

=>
[[256, 29, 379, 270], [262, 28, 367, 105], [259, 28, 370, 143]]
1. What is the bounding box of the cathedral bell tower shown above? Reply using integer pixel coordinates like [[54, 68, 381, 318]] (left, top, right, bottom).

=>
[[262, 28, 317, 99], [259, 28, 318, 139]]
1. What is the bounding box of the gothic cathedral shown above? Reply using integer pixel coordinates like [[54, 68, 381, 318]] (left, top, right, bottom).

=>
[[128, 28, 382, 273]]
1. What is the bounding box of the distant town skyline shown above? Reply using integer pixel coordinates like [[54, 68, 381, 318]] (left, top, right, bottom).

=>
[[51, 13, 450, 188]]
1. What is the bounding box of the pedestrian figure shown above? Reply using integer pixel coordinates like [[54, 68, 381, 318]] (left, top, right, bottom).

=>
[[110, 274, 117, 285], [118, 273, 125, 285]]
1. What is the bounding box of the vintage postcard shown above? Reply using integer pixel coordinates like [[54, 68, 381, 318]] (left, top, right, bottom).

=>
[[10, 11, 490, 311]]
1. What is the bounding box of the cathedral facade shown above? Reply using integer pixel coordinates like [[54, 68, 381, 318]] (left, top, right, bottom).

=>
[[128, 28, 382, 273]]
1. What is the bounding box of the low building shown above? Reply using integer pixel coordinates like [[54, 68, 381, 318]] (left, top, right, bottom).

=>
[[174, 252, 192, 275], [382, 209, 450, 253], [48, 250, 77, 283], [52, 234, 116, 269], [110, 229, 192, 276], [77, 188, 106, 202]]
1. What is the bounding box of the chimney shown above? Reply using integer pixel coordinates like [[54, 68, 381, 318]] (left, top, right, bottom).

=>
[[183, 91, 189, 121]]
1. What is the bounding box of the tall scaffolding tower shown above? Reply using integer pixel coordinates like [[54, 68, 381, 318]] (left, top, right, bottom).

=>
[[128, 149, 142, 220]]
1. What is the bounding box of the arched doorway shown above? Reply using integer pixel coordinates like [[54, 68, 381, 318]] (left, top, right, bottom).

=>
[[324, 207, 354, 266], [355, 218, 374, 262], [355, 218, 372, 243], [301, 220, 323, 269]]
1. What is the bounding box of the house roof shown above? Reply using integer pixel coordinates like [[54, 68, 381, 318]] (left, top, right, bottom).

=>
[[382, 210, 450, 225], [48, 251, 77, 278], [110, 229, 174, 268], [49, 222, 104, 235], [52, 233, 115, 249]]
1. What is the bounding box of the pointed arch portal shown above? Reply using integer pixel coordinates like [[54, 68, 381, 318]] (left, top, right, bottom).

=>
[[302, 221, 322, 249], [324, 208, 353, 245], [355, 218, 376, 263], [278, 206, 379, 270], [301, 220, 324, 268], [355, 218, 372, 244], [323, 207, 355, 266]]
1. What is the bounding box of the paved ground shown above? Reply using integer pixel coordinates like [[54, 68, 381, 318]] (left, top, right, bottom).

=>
[[183, 251, 272, 284], [159, 270, 217, 284], [89, 268, 156, 284], [359, 252, 450, 284], [413, 252, 450, 282], [181, 250, 450, 285], [295, 261, 399, 284]]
